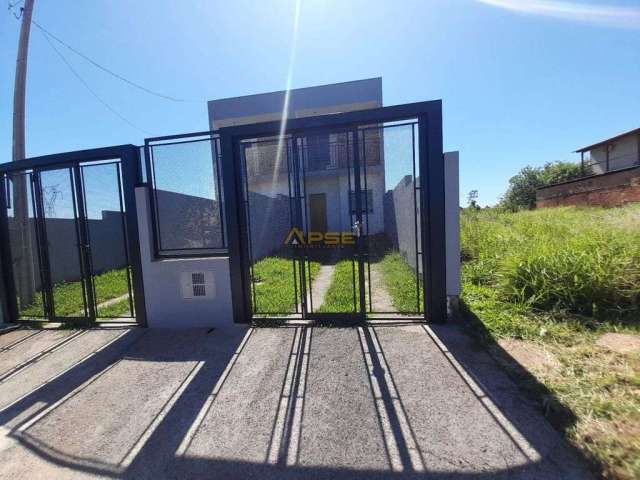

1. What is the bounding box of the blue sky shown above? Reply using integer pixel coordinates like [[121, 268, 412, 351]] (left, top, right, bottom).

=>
[[1, 0, 639, 206]]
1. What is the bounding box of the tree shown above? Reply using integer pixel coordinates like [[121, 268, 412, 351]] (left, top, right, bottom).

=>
[[500, 161, 583, 211], [540, 161, 584, 185], [466, 190, 480, 210]]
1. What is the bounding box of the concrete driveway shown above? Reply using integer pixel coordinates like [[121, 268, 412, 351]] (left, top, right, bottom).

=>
[[0, 323, 591, 479]]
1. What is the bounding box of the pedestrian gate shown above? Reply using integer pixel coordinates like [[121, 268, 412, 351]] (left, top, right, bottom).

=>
[[0, 146, 145, 325]]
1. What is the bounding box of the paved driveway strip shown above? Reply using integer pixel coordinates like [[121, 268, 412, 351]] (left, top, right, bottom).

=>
[[0, 329, 128, 411], [0, 329, 80, 380], [0, 328, 39, 350], [0, 325, 592, 479]]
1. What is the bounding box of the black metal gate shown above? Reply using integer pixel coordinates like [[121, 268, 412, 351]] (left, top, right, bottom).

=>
[[222, 101, 445, 323], [0, 146, 146, 325]]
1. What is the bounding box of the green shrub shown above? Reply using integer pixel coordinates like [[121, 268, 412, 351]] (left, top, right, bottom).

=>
[[499, 161, 584, 211]]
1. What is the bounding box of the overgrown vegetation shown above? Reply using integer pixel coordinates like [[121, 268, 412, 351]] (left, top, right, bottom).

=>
[[21, 268, 133, 318], [252, 257, 320, 313], [461, 204, 640, 479], [462, 206, 640, 317], [499, 161, 584, 211]]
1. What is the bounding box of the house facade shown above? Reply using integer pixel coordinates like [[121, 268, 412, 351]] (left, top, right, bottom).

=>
[[208, 78, 386, 256], [578, 128, 640, 175], [537, 128, 640, 208]]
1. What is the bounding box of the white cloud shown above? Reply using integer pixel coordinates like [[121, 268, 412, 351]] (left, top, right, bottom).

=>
[[477, 0, 640, 29]]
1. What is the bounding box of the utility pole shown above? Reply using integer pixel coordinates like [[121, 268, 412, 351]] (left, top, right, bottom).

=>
[[12, 0, 36, 309], [13, 0, 34, 162]]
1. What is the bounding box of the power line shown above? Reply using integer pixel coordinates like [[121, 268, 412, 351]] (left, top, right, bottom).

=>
[[32, 19, 204, 103], [8, 0, 24, 19], [39, 28, 152, 135], [8, 0, 24, 7]]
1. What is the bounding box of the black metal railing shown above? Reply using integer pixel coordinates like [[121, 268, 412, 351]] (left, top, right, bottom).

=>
[[244, 136, 383, 178]]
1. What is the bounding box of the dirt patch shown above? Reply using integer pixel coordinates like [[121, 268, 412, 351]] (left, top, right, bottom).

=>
[[498, 338, 560, 373], [596, 333, 640, 355]]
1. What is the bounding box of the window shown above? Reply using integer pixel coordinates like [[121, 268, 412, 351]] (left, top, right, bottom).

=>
[[306, 134, 331, 171], [147, 136, 226, 257], [350, 189, 374, 214]]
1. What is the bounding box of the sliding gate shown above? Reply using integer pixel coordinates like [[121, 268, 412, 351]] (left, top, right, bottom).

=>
[[0, 146, 145, 325], [223, 101, 446, 323]]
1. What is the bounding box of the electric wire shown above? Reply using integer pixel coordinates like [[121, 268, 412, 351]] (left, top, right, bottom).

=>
[[7, 4, 206, 104], [31, 19, 205, 103], [8, 0, 24, 18], [39, 28, 152, 135]]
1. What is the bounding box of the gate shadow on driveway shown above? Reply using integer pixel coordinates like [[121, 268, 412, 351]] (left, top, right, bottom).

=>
[[0, 324, 592, 479]]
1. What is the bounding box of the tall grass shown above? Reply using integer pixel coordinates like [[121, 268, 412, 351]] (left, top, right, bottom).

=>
[[461, 205, 640, 319], [461, 205, 640, 479]]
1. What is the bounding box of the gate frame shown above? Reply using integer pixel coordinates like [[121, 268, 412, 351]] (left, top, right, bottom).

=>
[[0, 145, 147, 327], [219, 100, 446, 324]]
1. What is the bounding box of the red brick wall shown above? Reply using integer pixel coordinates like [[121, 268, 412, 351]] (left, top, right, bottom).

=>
[[537, 166, 640, 208]]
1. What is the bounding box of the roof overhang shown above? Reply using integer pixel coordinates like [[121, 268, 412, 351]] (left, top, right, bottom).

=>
[[575, 127, 640, 153]]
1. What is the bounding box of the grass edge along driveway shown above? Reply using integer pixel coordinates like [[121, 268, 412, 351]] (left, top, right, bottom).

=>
[[20, 268, 132, 318], [461, 205, 640, 480]]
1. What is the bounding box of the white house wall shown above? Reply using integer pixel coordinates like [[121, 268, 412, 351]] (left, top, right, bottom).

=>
[[135, 187, 234, 328], [249, 170, 385, 238]]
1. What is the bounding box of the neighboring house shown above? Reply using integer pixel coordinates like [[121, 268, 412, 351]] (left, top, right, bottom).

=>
[[577, 127, 640, 175], [208, 78, 386, 251], [537, 128, 640, 208]]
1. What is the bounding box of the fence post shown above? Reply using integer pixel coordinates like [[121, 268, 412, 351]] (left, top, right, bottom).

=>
[[0, 180, 18, 324], [219, 132, 249, 324], [419, 103, 447, 323], [121, 146, 148, 327]]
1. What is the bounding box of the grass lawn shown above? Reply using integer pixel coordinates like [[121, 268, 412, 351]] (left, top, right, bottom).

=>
[[252, 257, 320, 314], [378, 252, 423, 313], [314, 253, 422, 314], [20, 267, 133, 318], [317, 260, 360, 313], [461, 205, 640, 480], [96, 297, 133, 318]]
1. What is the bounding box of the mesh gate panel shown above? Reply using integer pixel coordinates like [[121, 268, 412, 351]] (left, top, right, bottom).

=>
[[149, 138, 225, 254]]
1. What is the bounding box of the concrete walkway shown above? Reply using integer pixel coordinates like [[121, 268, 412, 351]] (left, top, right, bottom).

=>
[[368, 262, 397, 312], [304, 264, 335, 312], [0, 324, 592, 479]]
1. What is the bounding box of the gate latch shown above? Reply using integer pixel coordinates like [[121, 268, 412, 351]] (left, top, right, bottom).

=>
[[352, 220, 362, 238]]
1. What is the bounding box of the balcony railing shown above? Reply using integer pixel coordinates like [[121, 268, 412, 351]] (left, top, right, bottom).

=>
[[579, 152, 640, 178], [245, 138, 383, 178]]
